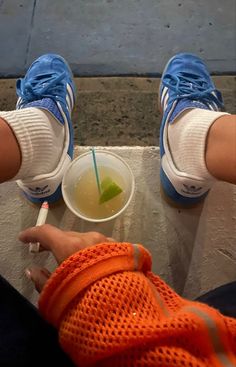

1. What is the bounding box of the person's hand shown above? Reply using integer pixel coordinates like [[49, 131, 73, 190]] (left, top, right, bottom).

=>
[[19, 224, 114, 292]]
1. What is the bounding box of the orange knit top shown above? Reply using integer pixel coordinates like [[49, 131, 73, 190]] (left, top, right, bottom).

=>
[[39, 243, 236, 366]]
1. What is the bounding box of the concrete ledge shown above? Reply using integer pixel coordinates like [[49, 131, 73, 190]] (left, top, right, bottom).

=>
[[0, 146, 235, 305], [0, 76, 235, 146]]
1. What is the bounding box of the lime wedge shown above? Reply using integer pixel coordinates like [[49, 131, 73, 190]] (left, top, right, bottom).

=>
[[99, 177, 123, 204]]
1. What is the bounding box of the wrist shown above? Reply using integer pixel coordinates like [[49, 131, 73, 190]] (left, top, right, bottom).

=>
[[39, 242, 151, 327]]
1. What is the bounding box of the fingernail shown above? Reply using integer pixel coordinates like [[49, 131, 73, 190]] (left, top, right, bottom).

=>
[[25, 268, 32, 280]]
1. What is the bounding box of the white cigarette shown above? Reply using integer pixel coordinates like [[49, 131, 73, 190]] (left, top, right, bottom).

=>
[[29, 201, 49, 253]]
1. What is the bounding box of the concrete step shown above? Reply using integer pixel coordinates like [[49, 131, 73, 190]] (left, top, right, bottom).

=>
[[0, 146, 235, 305], [0, 76, 235, 146]]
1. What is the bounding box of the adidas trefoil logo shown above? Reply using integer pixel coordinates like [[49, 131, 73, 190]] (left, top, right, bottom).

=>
[[182, 184, 202, 195], [28, 185, 50, 195]]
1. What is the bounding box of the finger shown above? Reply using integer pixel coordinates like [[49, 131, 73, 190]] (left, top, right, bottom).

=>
[[25, 266, 51, 293], [19, 224, 65, 250], [20, 226, 115, 265], [20, 225, 83, 264], [20, 225, 75, 263]]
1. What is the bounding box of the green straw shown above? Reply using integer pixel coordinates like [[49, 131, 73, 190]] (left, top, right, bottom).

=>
[[90, 148, 101, 195]]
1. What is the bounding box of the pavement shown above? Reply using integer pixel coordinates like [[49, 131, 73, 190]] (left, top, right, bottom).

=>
[[0, 0, 235, 77]]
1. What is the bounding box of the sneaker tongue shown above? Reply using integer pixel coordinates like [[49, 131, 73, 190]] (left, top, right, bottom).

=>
[[169, 98, 209, 124]]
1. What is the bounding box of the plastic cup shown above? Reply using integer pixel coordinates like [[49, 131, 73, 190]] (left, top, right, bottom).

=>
[[62, 150, 135, 222]]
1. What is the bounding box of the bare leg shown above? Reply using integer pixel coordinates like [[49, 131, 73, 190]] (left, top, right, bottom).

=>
[[0, 117, 21, 182], [206, 115, 236, 184], [0, 112, 236, 185]]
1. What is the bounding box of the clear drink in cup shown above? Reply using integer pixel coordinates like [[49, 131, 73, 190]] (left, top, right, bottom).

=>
[[62, 150, 135, 222]]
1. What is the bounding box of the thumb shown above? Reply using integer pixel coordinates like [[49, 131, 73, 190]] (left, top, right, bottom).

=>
[[25, 266, 51, 293]]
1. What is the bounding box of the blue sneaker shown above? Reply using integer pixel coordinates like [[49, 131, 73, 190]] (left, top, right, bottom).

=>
[[15, 54, 76, 203], [159, 53, 225, 205]]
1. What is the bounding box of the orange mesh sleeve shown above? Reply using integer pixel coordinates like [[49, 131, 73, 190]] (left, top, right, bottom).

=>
[[39, 243, 236, 367]]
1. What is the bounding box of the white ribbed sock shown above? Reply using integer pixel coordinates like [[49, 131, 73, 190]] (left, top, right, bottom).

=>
[[0, 108, 64, 180], [168, 108, 228, 179]]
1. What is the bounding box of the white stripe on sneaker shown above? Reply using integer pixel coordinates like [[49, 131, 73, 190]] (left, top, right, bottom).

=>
[[161, 86, 168, 106], [163, 92, 169, 110], [210, 102, 219, 111], [16, 97, 22, 108], [207, 101, 218, 111], [212, 91, 218, 99], [56, 101, 71, 157], [211, 92, 220, 111], [67, 84, 74, 112], [212, 101, 219, 111], [66, 95, 71, 112]]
